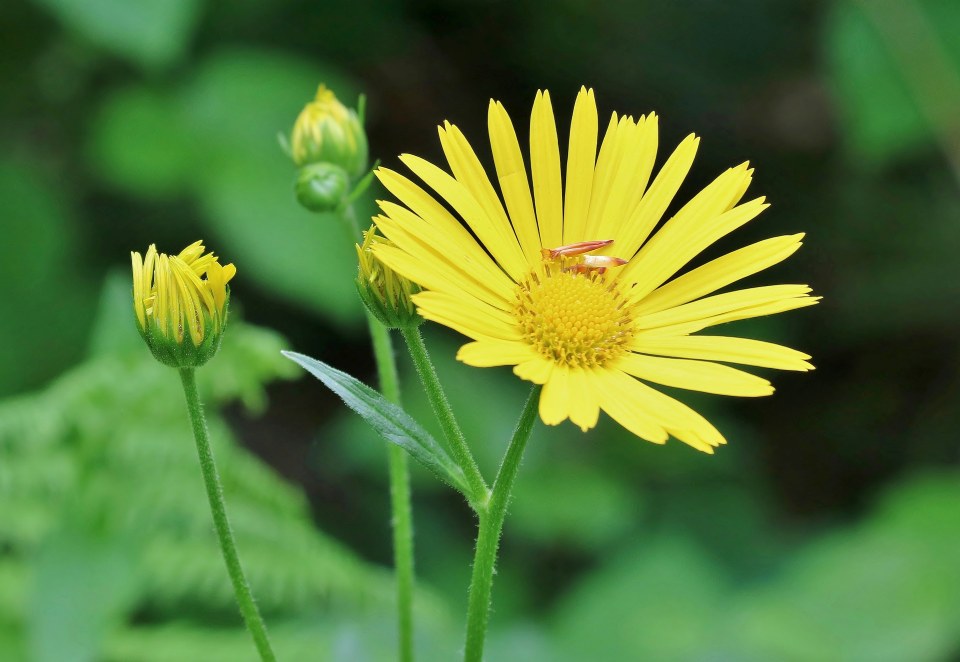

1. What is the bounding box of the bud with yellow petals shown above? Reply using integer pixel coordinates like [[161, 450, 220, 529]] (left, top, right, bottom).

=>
[[131, 240, 236, 368], [291, 85, 368, 178], [356, 225, 422, 329]]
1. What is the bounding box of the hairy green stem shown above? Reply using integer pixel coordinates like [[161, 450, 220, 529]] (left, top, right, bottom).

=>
[[369, 317, 415, 662], [400, 326, 490, 509], [343, 202, 416, 662], [178, 368, 275, 662], [463, 386, 540, 662]]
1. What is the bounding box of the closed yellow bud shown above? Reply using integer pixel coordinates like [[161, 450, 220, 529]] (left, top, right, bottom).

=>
[[291, 85, 368, 179], [131, 240, 235, 368], [356, 225, 422, 329]]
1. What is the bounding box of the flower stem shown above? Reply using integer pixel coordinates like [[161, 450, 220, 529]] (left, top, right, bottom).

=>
[[462, 385, 540, 662], [369, 316, 415, 662], [400, 326, 490, 509], [343, 202, 416, 662], [178, 368, 275, 662]]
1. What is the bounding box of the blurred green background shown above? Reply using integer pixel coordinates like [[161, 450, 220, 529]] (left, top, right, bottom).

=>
[[2, 0, 960, 659]]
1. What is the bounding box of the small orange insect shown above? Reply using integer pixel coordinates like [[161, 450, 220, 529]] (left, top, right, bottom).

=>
[[541, 239, 628, 275]]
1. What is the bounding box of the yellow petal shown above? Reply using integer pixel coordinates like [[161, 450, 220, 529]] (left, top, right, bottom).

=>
[[581, 112, 625, 240], [400, 153, 528, 281], [623, 166, 762, 300], [489, 100, 543, 266], [617, 353, 774, 397], [413, 291, 522, 342], [608, 369, 726, 451], [567, 369, 600, 431], [174, 255, 215, 313], [143, 245, 157, 297], [589, 368, 668, 444], [513, 356, 554, 385], [562, 87, 598, 244], [377, 200, 508, 286], [591, 114, 659, 247], [170, 257, 205, 345], [207, 261, 232, 316], [635, 284, 818, 332], [131, 251, 145, 328], [613, 133, 699, 259], [539, 364, 570, 425], [375, 167, 486, 262], [530, 90, 564, 249], [456, 340, 538, 367], [177, 240, 206, 264], [375, 211, 514, 307], [634, 234, 804, 316], [154, 254, 171, 334], [630, 335, 814, 372], [438, 122, 528, 278]]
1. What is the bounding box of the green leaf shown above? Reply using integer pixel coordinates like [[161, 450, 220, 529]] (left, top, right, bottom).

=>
[[32, 0, 201, 69], [0, 159, 94, 396], [552, 538, 727, 660], [730, 471, 960, 661], [282, 351, 472, 499], [28, 525, 139, 662], [825, 0, 960, 165], [87, 86, 194, 198], [508, 463, 637, 550]]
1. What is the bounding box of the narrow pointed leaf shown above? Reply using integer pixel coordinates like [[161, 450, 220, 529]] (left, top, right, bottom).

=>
[[282, 350, 472, 498]]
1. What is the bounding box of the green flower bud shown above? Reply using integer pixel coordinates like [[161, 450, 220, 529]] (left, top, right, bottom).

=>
[[356, 225, 423, 329], [131, 241, 235, 369], [293, 163, 350, 212], [290, 85, 368, 179], [294, 162, 349, 213]]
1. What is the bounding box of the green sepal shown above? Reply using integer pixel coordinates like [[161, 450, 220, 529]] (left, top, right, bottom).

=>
[[355, 275, 423, 331], [282, 351, 474, 500], [135, 292, 230, 369], [342, 159, 380, 210], [276, 131, 292, 158], [294, 163, 349, 213]]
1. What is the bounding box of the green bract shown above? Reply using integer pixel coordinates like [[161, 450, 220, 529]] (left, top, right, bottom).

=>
[[355, 226, 423, 330], [294, 162, 350, 213]]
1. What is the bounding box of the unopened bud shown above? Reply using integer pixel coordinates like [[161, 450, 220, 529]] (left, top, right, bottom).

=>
[[355, 225, 422, 329], [131, 241, 235, 368], [290, 84, 368, 179], [295, 162, 349, 213]]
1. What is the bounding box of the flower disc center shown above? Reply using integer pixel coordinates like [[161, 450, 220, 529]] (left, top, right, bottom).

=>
[[516, 266, 634, 368]]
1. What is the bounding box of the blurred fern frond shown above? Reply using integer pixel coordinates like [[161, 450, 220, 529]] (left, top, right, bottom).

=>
[[0, 318, 399, 659]]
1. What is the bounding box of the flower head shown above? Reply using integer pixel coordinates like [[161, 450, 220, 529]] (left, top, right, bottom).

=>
[[131, 240, 236, 368], [356, 225, 423, 329], [372, 88, 819, 453], [290, 84, 368, 178]]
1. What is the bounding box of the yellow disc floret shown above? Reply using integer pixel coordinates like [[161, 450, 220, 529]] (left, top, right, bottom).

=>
[[516, 265, 634, 369]]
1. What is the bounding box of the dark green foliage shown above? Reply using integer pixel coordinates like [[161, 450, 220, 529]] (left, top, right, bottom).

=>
[[4, 0, 960, 657]]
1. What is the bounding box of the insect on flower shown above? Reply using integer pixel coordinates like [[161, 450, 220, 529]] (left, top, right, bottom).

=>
[[541, 239, 628, 275]]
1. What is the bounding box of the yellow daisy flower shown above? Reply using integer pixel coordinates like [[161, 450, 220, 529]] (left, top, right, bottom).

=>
[[372, 88, 819, 453], [131, 240, 236, 368]]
